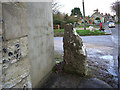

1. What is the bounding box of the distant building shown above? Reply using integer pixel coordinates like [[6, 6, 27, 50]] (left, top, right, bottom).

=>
[[113, 15, 118, 22], [104, 13, 113, 22], [91, 9, 104, 23], [91, 9, 113, 23], [77, 9, 115, 25]]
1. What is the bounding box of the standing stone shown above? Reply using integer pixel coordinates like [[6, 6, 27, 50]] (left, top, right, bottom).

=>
[[63, 24, 88, 76]]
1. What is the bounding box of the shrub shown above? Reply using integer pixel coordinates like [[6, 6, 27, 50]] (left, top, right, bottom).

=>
[[53, 19, 62, 25], [65, 20, 74, 24], [95, 17, 100, 20]]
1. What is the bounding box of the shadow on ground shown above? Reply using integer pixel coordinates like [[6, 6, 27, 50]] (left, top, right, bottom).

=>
[[41, 71, 112, 88]]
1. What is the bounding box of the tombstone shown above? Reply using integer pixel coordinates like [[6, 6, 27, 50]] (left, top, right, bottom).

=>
[[63, 24, 88, 76]]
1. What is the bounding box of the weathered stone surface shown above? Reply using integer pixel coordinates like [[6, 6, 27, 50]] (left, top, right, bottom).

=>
[[12, 75, 32, 88], [2, 3, 31, 88], [0, 2, 2, 35], [0, 41, 2, 62], [27, 2, 54, 88], [63, 25, 87, 76], [2, 2, 54, 88], [2, 57, 30, 88], [1, 35, 31, 88], [2, 38, 21, 68], [0, 3, 2, 90], [2, 3, 28, 40], [20, 36, 28, 57]]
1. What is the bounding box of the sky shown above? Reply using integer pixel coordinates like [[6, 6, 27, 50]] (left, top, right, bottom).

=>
[[57, 0, 118, 16]]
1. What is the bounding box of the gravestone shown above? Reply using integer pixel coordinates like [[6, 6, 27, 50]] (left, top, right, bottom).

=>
[[63, 25, 88, 76]]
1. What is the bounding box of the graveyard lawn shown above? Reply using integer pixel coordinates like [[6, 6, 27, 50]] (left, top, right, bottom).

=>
[[76, 30, 105, 36], [76, 26, 90, 28], [76, 25, 104, 29], [54, 29, 105, 37], [54, 29, 64, 37]]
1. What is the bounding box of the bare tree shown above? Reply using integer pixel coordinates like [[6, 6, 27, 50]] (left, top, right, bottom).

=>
[[111, 1, 120, 22], [52, 0, 62, 14]]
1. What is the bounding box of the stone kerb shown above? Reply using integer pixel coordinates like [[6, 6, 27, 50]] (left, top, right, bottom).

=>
[[63, 24, 88, 76]]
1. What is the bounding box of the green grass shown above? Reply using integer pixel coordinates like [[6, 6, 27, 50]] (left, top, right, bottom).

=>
[[52, 52, 64, 72], [54, 51, 63, 64], [76, 30, 105, 36], [54, 29, 64, 32], [55, 59, 63, 64], [102, 26, 104, 29], [76, 26, 89, 28], [76, 25, 104, 29], [115, 22, 120, 24], [54, 29, 64, 37], [54, 29, 106, 37]]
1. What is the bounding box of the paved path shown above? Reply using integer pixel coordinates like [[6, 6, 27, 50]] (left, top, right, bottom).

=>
[[53, 22, 119, 88], [42, 72, 111, 88], [104, 23, 119, 45], [54, 35, 118, 88]]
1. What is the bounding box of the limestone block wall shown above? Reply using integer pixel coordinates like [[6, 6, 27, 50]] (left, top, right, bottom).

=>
[[1, 2, 54, 88], [0, 2, 2, 90], [2, 3, 31, 88]]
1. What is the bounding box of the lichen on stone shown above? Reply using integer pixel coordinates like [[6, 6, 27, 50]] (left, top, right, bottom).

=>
[[63, 24, 88, 76]]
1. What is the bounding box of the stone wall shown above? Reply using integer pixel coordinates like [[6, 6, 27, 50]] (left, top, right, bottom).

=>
[[2, 2, 31, 88], [0, 2, 2, 90], [27, 2, 54, 88], [1, 2, 54, 88]]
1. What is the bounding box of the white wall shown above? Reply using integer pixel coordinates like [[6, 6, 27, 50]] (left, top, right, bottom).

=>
[[27, 2, 54, 88]]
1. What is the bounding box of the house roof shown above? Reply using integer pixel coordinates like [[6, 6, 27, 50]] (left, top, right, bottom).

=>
[[91, 12, 104, 19]]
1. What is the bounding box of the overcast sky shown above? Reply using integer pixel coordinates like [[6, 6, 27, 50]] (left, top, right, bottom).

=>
[[58, 0, 118, 16]]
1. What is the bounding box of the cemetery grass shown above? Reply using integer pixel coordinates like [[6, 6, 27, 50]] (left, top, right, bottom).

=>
[[76, 25, 104, 29], [76, 26, 90, 28], [76, 30, 105, 36], [54, 29, 64, 37], [54, 51, 63, 64], [115, 22, 120, 24], [54, 29, 105, 37]]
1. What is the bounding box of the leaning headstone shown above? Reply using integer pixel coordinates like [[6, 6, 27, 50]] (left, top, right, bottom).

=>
[[63, 24, 88, 76]]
